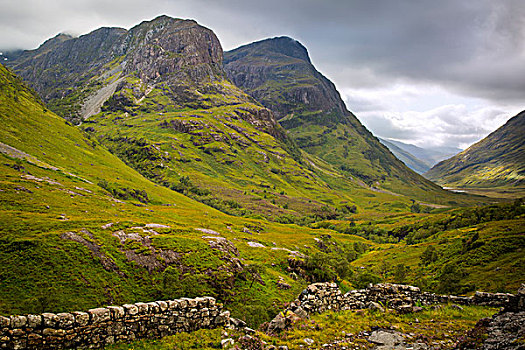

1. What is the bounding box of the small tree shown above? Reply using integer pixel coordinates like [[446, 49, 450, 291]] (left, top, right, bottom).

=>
[[419, 245, 438, 266]]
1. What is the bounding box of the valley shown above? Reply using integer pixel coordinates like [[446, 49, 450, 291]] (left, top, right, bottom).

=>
[[0, 13, 523, 350]]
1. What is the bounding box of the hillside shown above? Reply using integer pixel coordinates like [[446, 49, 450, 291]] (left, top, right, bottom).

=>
[[224, 37, 456, 204], [425, 111, 525, 197], [1, 23, 524, 350], [0, 62, 375, 324], [7, 16, 461, 221]]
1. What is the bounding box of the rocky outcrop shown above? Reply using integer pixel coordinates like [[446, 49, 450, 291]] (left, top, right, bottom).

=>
[[456, 284, 525, 350], [224, 37, 348, 121], [0, 296, 229, 349], [224, 36, 448, 197], [123, 15, 224, 84], [8, 27, 127, 102]]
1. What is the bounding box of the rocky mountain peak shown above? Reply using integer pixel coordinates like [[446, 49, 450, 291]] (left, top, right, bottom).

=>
[[123, 15, 224, 83], [224, 36, 348, 120], [36, 33, 74, 51], [228, 36, 311, 63]]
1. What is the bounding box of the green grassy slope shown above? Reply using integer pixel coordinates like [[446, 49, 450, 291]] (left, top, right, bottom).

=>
[[1, 62, 522, 345], [224, 37, 473, 205], [0, 64, 373, 326], [7, 16, 446, 220], [425, 111, 525, 196], [350, 201, 525, 294]]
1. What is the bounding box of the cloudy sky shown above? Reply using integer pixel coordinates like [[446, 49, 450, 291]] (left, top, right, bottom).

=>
[[1, 0, 523, 149]]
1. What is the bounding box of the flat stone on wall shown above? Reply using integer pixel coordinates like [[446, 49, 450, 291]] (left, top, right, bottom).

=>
[[0, 296, 228, 349]]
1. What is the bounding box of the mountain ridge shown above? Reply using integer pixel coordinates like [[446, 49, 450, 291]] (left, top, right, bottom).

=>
[[8, 16, 418, 220], [425, 110, 525, 197], [224, 36, 458, 203]]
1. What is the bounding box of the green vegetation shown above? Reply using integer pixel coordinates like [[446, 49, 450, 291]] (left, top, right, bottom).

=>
[[107, 305, 497, 349], [1, 17, 524, 350], [425, 111, 525, 198], [260, 305, 497, 349], [224, 37, 487, 206], [106, 328, 222, 350]]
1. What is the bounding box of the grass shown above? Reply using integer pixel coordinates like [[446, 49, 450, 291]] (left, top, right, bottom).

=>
[[263, 305, 497, 349], [105, 305, 498, 349], [106, 328, 223, 350]]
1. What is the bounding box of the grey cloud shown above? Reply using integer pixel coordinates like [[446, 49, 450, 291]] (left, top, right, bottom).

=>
[[1, 0, 522, 150], [2, 0, 523, 105]]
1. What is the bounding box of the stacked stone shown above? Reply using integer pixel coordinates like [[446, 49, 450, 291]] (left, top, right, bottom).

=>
[[471, 291, 513, 307], [289, 282, 516, 316], [0, 296, 230, 350], [366, 283, 421, 309], [342, 289, 368, 309], [295, 282, 344, 314]]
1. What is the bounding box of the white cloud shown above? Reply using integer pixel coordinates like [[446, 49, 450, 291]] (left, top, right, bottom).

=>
[[1, 0, 523, 152], [342, 84, 522, 149]]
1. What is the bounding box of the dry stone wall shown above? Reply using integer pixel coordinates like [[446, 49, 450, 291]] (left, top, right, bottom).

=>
[[0, 296, 230, 350], [1, 283, 517, 349], [268, 283, 515, 333]]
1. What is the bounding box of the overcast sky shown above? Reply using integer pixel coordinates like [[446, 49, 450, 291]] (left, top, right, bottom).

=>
[[1, 0, 523, 149]]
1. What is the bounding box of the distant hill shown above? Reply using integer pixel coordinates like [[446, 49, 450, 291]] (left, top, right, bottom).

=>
[[425, 111, 525, 196], [379, 138, 461, 174], [378, 138, 431, 174]]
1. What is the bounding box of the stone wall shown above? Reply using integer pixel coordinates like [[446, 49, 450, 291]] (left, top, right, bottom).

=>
[[268, 283, 515, 333], [0, 297, 230, 350], [1, 283, 516, 348]]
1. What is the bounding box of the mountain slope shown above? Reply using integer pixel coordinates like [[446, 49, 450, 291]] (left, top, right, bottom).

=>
[[8, 16, 421, 220], [380, 138, 461, 169], [379, 138, 432, 174], [425, 111, 525, 194], [224, 37, 454, 204], [0, 63, 372, 323]]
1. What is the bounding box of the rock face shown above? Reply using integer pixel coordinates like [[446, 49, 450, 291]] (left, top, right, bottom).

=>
[[7, 16, 338, 220], [9, 27, 126, 104], [123, 16, 224, 84], [224, 37, 347, 121], [457, 284, 525, 350], [7, 16, 250, 125], [225, 37, 447, 200]]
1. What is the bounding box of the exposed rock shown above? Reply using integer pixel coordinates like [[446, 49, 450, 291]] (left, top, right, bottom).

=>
[[144, 223, 170, 229], [247, 241, 265, 248], [195, 227, 221, 235], [61, 230, 118, 272], [369, 330, 404, 347], [303, 337, 315, 345], [368, 302, 385, 312], [221, 338, 234, 349], [456, 284, 525, 350]]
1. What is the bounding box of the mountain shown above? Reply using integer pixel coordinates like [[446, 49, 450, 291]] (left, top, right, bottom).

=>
[[378, 138, 462, 174], [378, 138, 431, 174], [0, 61, 375, 322], [1, 16, 523, 346], [425, 111, 525, 196], [224, 37, 452, 202], [8, 16, 421, 221], [382, 138, 461, 167]]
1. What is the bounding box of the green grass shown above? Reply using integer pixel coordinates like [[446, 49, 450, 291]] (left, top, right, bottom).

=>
[[105, 305, 498, 349], [262, 305, 497, 349], [106, 328, 223, 350]]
